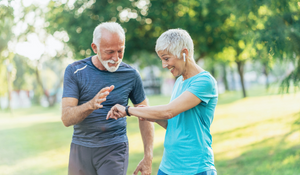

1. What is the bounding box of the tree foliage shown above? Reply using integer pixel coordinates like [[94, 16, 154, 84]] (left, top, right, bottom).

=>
[[0, 4, 14, 54], [256, 0, 300, 92], [45, 0, 231, 62], [0, 4, 14, 97], [12, 54, 35, 91], [44, 0, 300, 96]]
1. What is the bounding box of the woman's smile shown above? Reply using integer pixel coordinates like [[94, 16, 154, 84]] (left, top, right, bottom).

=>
[[169, 67, 175, 73]]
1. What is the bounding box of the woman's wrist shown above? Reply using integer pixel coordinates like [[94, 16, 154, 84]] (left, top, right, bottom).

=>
[[125, 106, 131, 116]]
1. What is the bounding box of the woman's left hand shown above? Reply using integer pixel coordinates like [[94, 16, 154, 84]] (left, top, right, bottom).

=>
[[106, 104, 126, 120]]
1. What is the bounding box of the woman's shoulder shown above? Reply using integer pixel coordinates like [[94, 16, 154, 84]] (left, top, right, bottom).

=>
[[192, 71, 217, 85], [193, 71, 212, 80]]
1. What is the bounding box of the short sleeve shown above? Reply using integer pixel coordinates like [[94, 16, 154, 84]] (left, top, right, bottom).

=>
[[187, 75, 217, 105], [129, 70, 146, 105], [62, 64, 79, 99]]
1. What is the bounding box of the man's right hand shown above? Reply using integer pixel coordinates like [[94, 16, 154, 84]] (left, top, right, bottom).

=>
[[62, 85, 115, 127], [88, 85, 114, 110]]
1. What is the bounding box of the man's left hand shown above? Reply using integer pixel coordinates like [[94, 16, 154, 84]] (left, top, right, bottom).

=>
[[133, 157, 152, 175]]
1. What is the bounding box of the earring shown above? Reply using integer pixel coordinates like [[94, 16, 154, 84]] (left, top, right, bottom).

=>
[[183, 53, 186, 62]]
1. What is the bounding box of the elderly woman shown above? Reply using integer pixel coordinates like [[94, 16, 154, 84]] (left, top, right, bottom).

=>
[[107, 29, 218, 175]]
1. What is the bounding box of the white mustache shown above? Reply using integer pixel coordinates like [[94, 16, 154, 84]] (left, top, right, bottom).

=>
[[106, 59, 121, 64]]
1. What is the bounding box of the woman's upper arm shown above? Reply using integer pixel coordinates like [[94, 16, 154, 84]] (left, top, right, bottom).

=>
[[166, 91, 201, 117]]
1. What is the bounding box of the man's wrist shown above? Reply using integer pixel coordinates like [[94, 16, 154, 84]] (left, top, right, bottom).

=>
[[144, 152, 153, 160], [87, 101, 95, 110]]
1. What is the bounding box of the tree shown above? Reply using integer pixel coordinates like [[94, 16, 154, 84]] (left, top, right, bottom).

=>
[[12, 54, 35, 91], [45, 0, 230, 61], [45, 0, 135, 60], [44, 0, 300, 97], [11, 1, 71, 107], [0, 4, 14, 55], [0, 4, 14, 110], [256, 0, 300, 92], [44, 0, 255, 97]]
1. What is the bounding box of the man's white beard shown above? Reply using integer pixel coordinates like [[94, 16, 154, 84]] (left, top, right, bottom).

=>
[[98, 54, 122, 72]]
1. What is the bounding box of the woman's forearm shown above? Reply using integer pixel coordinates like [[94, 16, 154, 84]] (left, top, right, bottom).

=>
[[128, 105, 174, 120]]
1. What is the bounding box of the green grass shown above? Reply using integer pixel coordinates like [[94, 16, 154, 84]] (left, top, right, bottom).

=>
[[0, 86, 300, 175], [0, 105, 72, 175]]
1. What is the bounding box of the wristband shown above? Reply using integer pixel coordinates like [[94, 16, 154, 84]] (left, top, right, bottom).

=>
[[125, 106, 131, 116]]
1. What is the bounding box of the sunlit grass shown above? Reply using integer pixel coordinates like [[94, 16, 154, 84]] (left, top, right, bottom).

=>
[[0, 86, 299, 175], [0, 105, 71, 175], [212, 87, 300, 174]]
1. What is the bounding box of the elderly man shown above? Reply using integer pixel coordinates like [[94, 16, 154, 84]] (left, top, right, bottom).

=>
[[61, 22, 154, 175]]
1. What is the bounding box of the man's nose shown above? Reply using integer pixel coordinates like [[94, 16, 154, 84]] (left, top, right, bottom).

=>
[[112, 52, 119, 61]]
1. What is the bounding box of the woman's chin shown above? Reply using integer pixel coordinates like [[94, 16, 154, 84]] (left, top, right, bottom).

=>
[[171, 71, 179, 77]]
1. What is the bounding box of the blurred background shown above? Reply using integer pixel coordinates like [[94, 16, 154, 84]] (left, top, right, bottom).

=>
[[0, 0, 299, 174]]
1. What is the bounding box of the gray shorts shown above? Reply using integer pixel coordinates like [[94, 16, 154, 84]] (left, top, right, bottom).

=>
[[68, 142, 129, 175]]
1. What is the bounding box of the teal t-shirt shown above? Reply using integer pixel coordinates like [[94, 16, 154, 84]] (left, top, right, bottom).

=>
[[159, 71, 218, 174]]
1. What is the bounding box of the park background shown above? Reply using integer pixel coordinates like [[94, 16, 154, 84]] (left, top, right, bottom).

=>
[[0, 0, 300, 174]]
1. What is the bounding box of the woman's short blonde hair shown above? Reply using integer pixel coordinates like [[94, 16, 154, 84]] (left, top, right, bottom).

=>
[[155, 29, 194, 59]]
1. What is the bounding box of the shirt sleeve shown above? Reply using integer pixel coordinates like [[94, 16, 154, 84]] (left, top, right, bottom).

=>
[[129, 70, 146, 105], [62, 64, 79, 99], [187, 75, 217, 105]]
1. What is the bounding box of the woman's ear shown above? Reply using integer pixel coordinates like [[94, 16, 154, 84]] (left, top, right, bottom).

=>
[[181, 48, 188, 62]]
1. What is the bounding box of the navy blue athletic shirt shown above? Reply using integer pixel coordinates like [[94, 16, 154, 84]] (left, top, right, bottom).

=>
[[63, 56, 146, 148]]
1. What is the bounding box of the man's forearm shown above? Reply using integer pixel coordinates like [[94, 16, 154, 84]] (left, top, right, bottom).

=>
[[139, 120, 154, 159], [155, 120, 168, 129], [62, 87, 112, 127], [62, 102, 94, 127]]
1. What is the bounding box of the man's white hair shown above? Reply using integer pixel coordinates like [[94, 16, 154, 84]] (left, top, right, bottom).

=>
[[155, 29, 194, 59], [93, 22, 125, 47]]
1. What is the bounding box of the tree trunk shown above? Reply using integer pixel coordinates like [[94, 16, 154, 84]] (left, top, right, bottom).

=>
[[236, 61, 247, 98], [230, 67, 236, 90], [6, 66, 13, 115], [221, 63, 229, 91], [35, 66, 50, 104], [195, 53, 206, 63], [263, 63, 269, 90], [35, 65, 62, 107]]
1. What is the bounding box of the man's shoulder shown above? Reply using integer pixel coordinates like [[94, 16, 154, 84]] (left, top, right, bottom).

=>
[[69, 57, 92, 68], [65, 57, 92, 75], [119, 62, 133, 69], [118, 62, 139, 74]]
